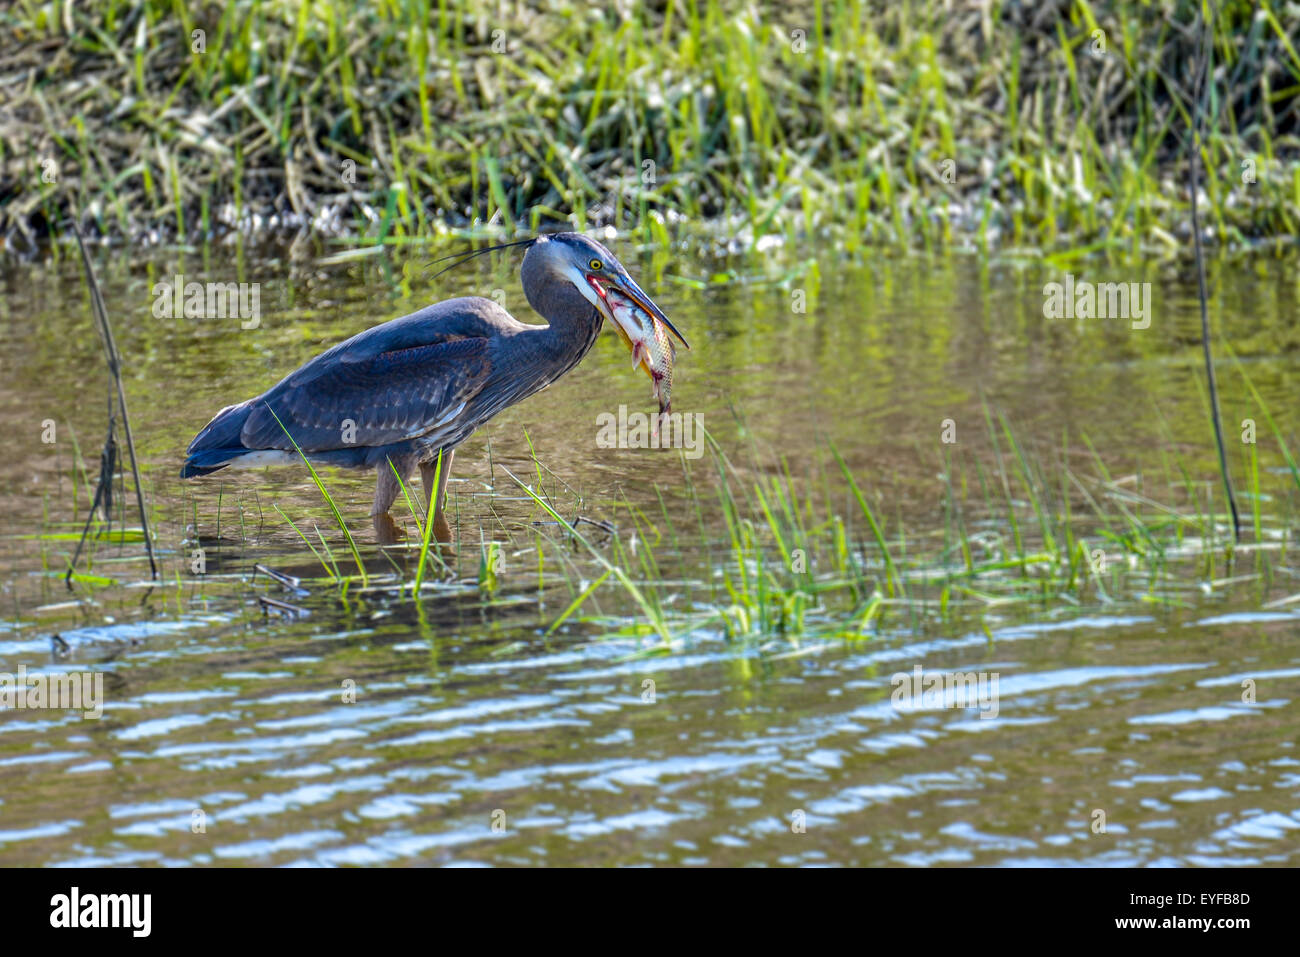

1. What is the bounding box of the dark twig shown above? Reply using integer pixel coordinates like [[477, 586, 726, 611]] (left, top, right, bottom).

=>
[[253, 563, 310, 596], [65, 225, 159, 586], [66, 425, 117, 578], [1189, 2, 1240, 545], [530, 516, 617, 538], [253, 563, 303, 590], [258, 595, 309, 618]]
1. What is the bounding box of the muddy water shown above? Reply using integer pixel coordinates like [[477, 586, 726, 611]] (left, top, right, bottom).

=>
[[0, 243, 1297, 866]]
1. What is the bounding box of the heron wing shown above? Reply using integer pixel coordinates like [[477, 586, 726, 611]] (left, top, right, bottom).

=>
[[240, 335, 492, 452]]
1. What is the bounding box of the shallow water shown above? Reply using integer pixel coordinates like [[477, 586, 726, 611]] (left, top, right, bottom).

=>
[[0, 242, 1297, 866]]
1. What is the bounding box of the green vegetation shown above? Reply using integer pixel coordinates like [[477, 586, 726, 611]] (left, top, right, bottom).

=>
[[45, 389, 1291, 658], [2, 0, 1297, 254], [539, 410, 1288, 656]]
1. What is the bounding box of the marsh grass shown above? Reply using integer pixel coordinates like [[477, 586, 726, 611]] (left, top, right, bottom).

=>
[[19, 384, 1300, 659], [268, 406, 368, 586], [383, 451, 455, 594], [3, 1, 1297, 255], [488, 399, 1300, 655]]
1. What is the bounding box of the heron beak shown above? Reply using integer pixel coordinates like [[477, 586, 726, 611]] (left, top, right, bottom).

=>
[[592, 271, 691, 351]]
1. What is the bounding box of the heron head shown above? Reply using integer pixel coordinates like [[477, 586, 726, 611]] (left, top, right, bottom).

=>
[[523, 232, 690, 351]]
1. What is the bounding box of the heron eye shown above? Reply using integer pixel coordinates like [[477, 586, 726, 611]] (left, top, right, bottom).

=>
[[589, 259, 603, 271]]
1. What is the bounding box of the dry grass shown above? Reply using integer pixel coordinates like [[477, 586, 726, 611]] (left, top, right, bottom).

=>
[[0, 0, 1296, 255]]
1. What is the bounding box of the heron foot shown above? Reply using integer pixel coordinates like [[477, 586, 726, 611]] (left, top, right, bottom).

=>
[[373, 512, 406, 546], [372, 510, 455, 553], [432, 508, 454, 545], [420, 452, 456, 546]]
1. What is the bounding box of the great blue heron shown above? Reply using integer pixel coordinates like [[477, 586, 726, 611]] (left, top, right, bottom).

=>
[[180, 233, 688, 544]]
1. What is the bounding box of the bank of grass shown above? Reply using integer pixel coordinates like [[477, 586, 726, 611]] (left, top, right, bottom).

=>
[[2, 0, 1297, 255]]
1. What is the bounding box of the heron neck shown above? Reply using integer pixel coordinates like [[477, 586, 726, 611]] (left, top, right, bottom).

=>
[[523, 277, 605, 373]]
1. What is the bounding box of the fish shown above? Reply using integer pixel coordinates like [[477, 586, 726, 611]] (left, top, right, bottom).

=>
[[606, 287, 676, 419]]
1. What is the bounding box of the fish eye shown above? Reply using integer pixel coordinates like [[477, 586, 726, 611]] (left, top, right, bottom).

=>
[[589, 258, 603, 271]]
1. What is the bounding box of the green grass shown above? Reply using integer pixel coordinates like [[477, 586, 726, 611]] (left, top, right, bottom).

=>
[[33, 386, 1300, 659], [268, 406, 368, 587], [3, 0, 1297, 255], [439, 402, 1294, 655]]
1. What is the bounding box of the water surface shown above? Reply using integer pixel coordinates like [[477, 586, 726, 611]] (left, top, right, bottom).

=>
[[0, 243, 1297, 866]]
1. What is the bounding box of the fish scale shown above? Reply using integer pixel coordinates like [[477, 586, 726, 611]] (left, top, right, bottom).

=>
[[607, 288, 675, 417]]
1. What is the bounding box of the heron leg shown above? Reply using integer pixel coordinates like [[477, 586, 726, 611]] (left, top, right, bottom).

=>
[[372, 454, 415, 544], [420, 450, 455, 544]]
